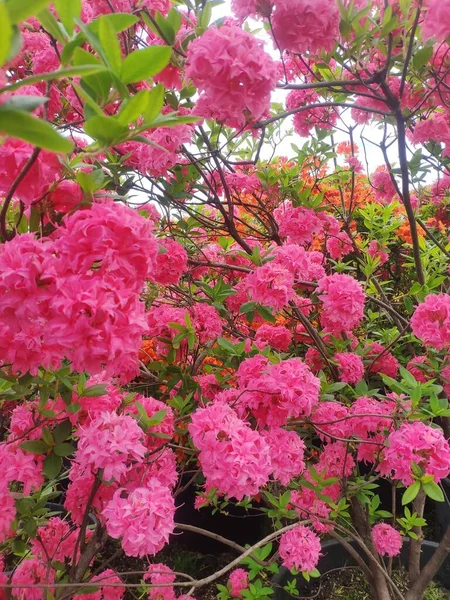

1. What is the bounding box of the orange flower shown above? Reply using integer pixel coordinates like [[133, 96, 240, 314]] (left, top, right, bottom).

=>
[[138, 339, 159, 364]]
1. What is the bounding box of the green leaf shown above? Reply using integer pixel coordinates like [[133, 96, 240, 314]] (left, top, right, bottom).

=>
[[52, 419, 72, 444], [423, 481, 445, 502], [402, 481, 420, 505], [99, 15, 122, 72], [2, 65, 108, 93], [37, 7, 66, 44], [0, 1, 13, 67], [143, 84, 165, 123], [43, 453, 62, 479], [54, 443, 75, 457], [1, 95, 48, 112], [118, 90, 151, 125], [82, 384, 108, 397], [121, 46, 171, 85], [147, 409, 168, 427], [89, 12, 139, 34], [256, 305, 276, 323], [20, 440, 49, 455], [413, 45, 433, 70], [54, 0, 81, 35], [84, 114, 128, 144], [6, 0, 50, 23]]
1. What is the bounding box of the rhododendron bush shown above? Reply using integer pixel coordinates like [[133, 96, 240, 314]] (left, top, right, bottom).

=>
[[2, 0, 450, 599]]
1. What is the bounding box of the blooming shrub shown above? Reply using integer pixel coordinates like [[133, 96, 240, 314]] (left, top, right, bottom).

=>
[[0, 1, 450, 599]]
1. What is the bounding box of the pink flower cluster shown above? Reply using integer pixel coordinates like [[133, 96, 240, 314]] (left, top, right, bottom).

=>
[[75, 411, 147, 482], [186, 24, 278, 128], [422, 0, 450, 42], [273, 245, 326, 281], [372, 524, 403, 558], [411, 294, 450, 350], [102, 482, 175, 557], [255, 324, 292, 351], [317, 273, 365, 335], [144, 563, 176, 600], [245, 263, 295, 310], [275, 202, 323, 246], [151, 239, 188, 286], [189, 402, 272, 499], [279, 526, 321, 572], [228, 569, 249, 598], [271, 0, 339, 54], [0, 201, 159, 379], [334, 352, 364, 384], [236, 356, 321, 427], [380, 422, 450, 485]]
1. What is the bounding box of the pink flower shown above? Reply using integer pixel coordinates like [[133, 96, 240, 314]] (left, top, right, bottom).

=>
[[76, 412, 147, 482], [317, 442, 355, 478], [189, 402, 272, 500], [186, 24, 278, 129], [335, 352, 364, 384], [368, 241, 389, 266], [422, 0, 450, 42], [406, 356, 430, 384], [77, 569, 125, 600], [372, 524, 403, 557], [271, 0, 339, 53], [279, 526, 321, 572], [372, 168, 397, 204], [311, 402, 350, 441], [232, 0, 273, 20], [365, 342, 399, 378], [48, 180, 83, 214], [0, 139, 60, 208], [326, 232, 353, 260], [254, 324, 292, 351], [380, 422, 450, 485], [262, 428, 306, 485], [317, 274, 365, 335], [274, 202, 323, 246], [151, 239, 188, 286], [290, 489, 332, 534], [245, 263, 295, 311], [144, 563, 176, 600], [0, 486, 15, 543], [191, 304, 223, 344], [273, 245, 325, 281], [30, 518, 77, 562], [125, 394, 175, 451], [53, 200, 159, 293], [411, 294, 450, 350], [11, 558, 55, 600], [102, 482, 175, 557], [263, 358, 321, 419], [229, 569, 249, 598]]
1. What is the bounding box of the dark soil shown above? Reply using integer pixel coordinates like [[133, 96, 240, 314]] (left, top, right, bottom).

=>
[[277, 567, 450, 600]]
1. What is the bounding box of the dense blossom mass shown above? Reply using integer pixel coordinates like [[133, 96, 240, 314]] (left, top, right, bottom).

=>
[[1, 0, 450, 598]]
